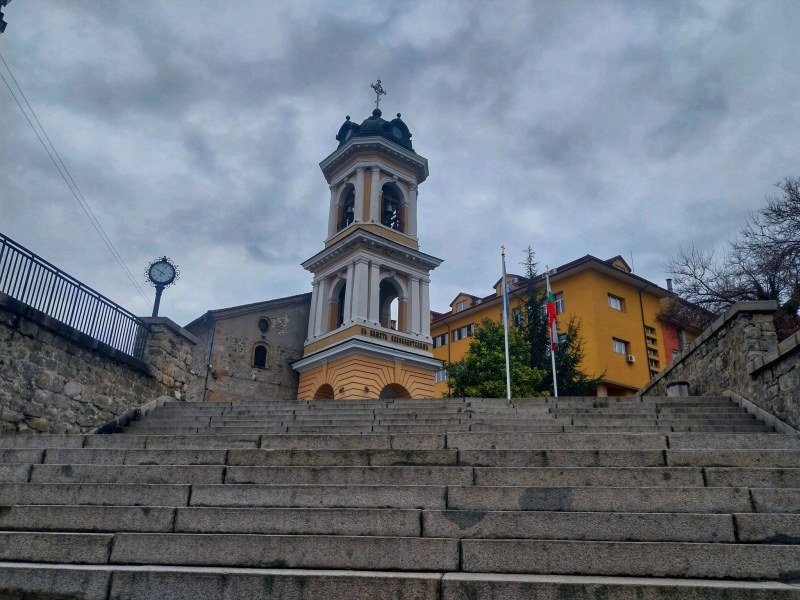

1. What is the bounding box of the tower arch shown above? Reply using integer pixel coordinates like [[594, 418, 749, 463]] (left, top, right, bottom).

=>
[[337, 184, 355, 231]]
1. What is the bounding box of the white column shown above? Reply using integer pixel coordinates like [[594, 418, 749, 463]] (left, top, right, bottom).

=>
[[420, 277, 431, 337], [327, 184, 338, 237], [314, 277, 328, 336], [369, 167, 381, 222], [407, 184, 418, 238], [409, 276, 421, 334], [351, 258, 369, 321], [368, 261, 380, 323], [307, 279, 319, 340], [343, 265, 354, 323], [354, 167, 365, 222]]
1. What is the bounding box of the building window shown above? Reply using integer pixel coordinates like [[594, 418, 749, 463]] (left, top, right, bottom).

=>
[[434, 369, 448, 383], [650, 370, 659, 378], [648, 358, 660, 368], [647, 348, 658, 357], [608, 294, 624, 311], [512, 307, 521, 327], [452, 324, 474, 342], [645, 336, 657, 346], [644, 325, 656, 335], [253, 345, 268, 369], [433, 333, 449, 348], [455, 300, 468, 312], [258, 318, 270, 333], [541, 292, 565, 316], [612, 338, 628, 355]]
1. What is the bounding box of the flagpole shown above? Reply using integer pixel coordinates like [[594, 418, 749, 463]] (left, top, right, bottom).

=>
[[545, 266, 559, 397], [501, 246, 512, 400]]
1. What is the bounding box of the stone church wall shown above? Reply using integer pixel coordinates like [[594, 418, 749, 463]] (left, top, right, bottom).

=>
[[0, 294, 198, 434], [640, 301, 800, 430], [190, 296, 311, 402]]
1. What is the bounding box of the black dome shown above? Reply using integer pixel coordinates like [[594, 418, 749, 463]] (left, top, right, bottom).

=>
[[335, 109, 414, 152]]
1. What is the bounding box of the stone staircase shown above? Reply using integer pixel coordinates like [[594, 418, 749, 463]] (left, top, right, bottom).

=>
[[1, 395, 799, 598]]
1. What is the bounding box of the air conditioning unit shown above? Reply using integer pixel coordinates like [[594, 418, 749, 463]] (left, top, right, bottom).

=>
[[626, 354, 636, 364]]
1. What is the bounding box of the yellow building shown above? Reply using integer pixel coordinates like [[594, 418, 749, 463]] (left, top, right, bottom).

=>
[[293, 102, 443, 400], [431, 255, 692, 397]]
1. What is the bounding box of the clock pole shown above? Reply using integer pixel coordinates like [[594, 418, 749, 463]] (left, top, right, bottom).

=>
[[152, 284, 165, 317], [144, 256, 179, 318]]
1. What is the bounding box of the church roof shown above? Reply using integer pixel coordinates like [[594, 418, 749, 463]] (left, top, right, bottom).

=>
[[184, 292, 311, 331], [335, 109, 414, 152]]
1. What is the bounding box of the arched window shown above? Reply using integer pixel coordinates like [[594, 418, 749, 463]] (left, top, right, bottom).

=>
[[380, 184, 403, 232], [338, 186, 355, 231], [253, 344, 268, 369]]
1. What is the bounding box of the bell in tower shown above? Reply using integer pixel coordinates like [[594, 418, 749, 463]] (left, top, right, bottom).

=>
[[293, 81, 443, 400]]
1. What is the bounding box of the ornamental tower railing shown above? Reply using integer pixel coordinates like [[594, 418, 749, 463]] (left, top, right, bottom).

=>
[[0, 232, 147, 359]]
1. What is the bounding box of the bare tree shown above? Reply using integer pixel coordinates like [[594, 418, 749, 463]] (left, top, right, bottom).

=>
[[667, 177, 800, 339]]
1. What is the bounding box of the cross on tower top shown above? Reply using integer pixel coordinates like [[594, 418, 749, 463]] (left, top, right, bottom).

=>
[[370, 79, 387, 109]]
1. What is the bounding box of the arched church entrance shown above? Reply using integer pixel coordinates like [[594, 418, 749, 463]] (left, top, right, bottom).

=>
[[379, 383, 411, 399], [313, 384, 335, 400]]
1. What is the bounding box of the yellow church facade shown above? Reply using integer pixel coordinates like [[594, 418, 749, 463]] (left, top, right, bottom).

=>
[[431, 255, 692, 397]]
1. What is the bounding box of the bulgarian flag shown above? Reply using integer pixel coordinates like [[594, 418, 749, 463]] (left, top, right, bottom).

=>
[[545, 271, 558, 350]]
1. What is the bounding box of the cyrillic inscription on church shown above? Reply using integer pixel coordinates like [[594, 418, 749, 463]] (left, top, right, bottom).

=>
[[361, 327, 429, 351]]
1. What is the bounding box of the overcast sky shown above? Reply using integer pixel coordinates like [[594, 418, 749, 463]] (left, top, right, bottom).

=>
[[1, 1, 798, 327]]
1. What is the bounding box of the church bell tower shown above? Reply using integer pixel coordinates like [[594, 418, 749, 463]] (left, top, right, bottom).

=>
[[294, 82, 443, 400]]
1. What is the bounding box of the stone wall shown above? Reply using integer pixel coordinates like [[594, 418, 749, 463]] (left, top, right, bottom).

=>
[[640, 301, 800, 429], [0, 294, 198, 434], [185, 294, 311, 402]]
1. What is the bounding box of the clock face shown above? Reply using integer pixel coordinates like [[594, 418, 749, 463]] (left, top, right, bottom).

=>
[[149, 261, 175, 284], [344, 127, 353, 141], [392, 126, 402, 140]]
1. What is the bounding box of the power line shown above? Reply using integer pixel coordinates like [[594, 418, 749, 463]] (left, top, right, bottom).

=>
[[0, 51, 151, 305]]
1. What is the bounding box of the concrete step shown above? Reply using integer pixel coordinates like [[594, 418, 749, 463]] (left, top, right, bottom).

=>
[[447, 485, 754, 513], [422, 510, 735, 542], [5, 564, 800, 600], [42, 448, 228, 465], [105, 533, 461, 570], [30, 464, 225, 485], [0, 531, 460, 571], [441, 573, 800, 600], [227, 448, 458, 466], [0, 434, 87, 448], [191, 484, 447, 509], [458, 449, 668, 467], [668, 433, 800, 449], [257, 434, 446, 450], [472, 467, 704, 487], [446, 433, 667, 450], [224, 466, 474, 485], [666, 449, 800, 467], [460, 539, 800, 579], [0, 483, 191, 506], [0, 505, 177, 533]]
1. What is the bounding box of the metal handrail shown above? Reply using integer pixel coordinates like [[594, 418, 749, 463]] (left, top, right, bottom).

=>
[[0, 233, 148, 359]]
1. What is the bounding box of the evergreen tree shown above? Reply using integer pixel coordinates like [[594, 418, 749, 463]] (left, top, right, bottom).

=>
[[521, 246, 604, 396], [444, 318, 545, 398]]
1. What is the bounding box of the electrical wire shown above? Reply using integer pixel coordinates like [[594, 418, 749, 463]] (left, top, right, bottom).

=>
[[0, 51, 151, 304]]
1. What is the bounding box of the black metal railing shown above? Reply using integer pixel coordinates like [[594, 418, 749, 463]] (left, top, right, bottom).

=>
[[0, 233, 148, 359]]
